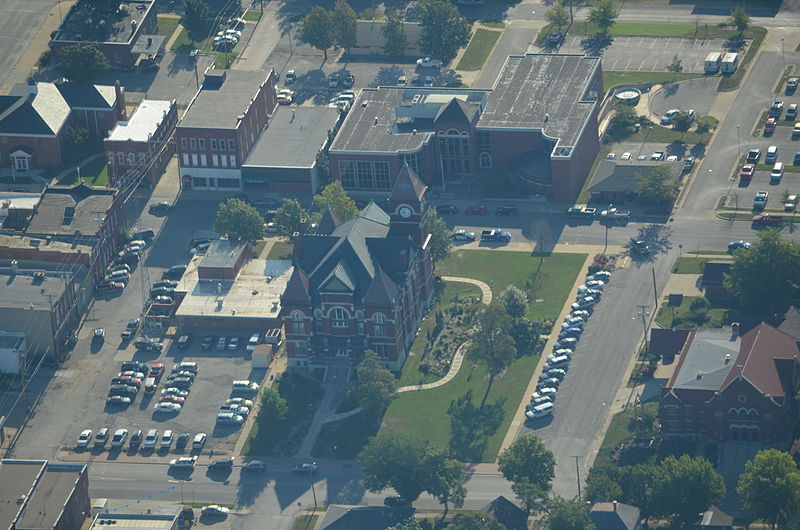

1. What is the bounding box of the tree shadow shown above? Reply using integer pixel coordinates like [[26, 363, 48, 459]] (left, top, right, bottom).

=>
[[371, 65, 405, 88], [580, 34, 613, 56], [447, 389, 506, 462]]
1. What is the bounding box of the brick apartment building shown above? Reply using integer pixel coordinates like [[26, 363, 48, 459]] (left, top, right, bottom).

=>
[[281, 166, 435, 371], [328, 54, 602, 202], [50, 0, 159, 67], [104, 99, 177, 187], [177, 69, 278, 191], [659, 323, 800, 444], [0, 81, 125, 170]]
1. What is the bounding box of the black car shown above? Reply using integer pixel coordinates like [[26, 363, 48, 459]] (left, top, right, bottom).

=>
[[108, 385, 138, 397], [116, 253, 140, 266], [170, 377, 193, 389], [436, 204, 458, 215], [153, 280, 178, 289], [129, 430, 143, 449], [163, 265, 187, 279], [175, 433, 190, 449], [202, 335, 215, 350], [149, 202, 173, 214], [121, 361, 149, 374], [132, 229, 155, 240], [177, 334, 193, 349], [495, 205, 518, 216], [343, 73, 355, 88], [208, 457, 235, 471], [631, 239, 651, 255], [746, 149, 761, 164], [134, 340, 163, 352], [151, 287, 175, 297]]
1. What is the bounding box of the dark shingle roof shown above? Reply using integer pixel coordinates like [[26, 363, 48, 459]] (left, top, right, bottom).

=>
[[590, 502, 641, 530], [435, 97, 478, 124], [283, 267, 311, 301], [480, 496, 528, 530], [589, 160, 681, 194], [650, 328, 691, 356], [55, 83, 116, 109], [317, 209, 342, 235], [364, 268, 399, 304], [702, 261, 731, 285], [320, 506, 414, 530]]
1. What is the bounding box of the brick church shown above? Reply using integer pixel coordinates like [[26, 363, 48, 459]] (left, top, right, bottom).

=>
[[280, 165, 435, 371]]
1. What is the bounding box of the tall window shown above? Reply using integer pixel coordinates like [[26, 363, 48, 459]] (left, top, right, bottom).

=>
[[198, 138, 205, 150], [479, 152, 492, 168], [228, 139, 235, 151], [128, 152, 136, 164], [357, 161, 373, 188], [291, 311, 304, 334], [180, 138, 188, 150], [108, 153, 115, 164], [373, 313, 386, 337], [139, 153, 146, 164], [400, 151, 423, 177], [332, 307, 348, 328], [219, 139, 227, 151], [339, 160, 356, 188], [374, 161, 390, 189], [229, 155, 236, 167], [190, 138, 197, 150], [210, 138, 217, 150]]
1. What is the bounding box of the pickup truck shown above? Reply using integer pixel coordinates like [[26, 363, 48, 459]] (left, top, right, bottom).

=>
[[752, 213, 783, 226], [599, 207, 631, 221], [481, 229, 512, 242], [566, 205, 596, 218]]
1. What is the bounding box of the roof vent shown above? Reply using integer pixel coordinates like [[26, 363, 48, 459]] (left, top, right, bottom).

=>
[[412, 129, 417, 135], [724, 353, 731, 364], [696, 371, 704, 380], [544, 113, 550, 122], [373, 117, 378, 125], [16, 495, 26, 505]]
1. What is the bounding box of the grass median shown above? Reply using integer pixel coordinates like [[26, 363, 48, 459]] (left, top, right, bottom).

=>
[[456, 29, 502, 71]]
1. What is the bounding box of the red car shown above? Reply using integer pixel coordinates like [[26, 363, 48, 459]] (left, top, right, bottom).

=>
[[97, 281, 124, 293], [740, 164, 755, 178], [150, 363, 165, 381], [765, 117, 776, 134], [159, 395, 185, 405], [465, 204, 487, 215], [752, 213, 783, 226]]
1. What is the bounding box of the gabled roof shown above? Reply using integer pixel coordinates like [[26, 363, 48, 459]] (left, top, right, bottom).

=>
[[389, 165, 427, 204], [364, 268, 399, 304], [650, 328, 691, 356], [320, 262, 356, 293], [703, 261, 731, 285], [590, 502, 641, 530], [0, 84, 70, 136], [282, 267, 311, 301], [320, 505, 414, 530], [317, 208, 342, 235], [480, 496, 528, 530], [55, 83, 116, 109], [435, 96, 478, 124]]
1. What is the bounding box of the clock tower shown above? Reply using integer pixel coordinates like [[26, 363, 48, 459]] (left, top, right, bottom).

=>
[[387, 164, 429, 246]]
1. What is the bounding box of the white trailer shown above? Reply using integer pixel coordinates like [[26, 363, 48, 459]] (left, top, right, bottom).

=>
[[721, 52, 739, 73], [704, 52, 722, 74]]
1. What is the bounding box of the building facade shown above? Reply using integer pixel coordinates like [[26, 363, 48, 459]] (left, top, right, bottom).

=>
[[329, 54, 602, 202], [281, 166, 435, 371], [104, 99, 177, 187], [176, 69, 278, 192], [659, 323, 800, 444]]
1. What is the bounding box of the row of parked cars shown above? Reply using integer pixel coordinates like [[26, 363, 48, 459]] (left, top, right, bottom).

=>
[[77, 426, 208, 454], [218, 381, 260, 426], [154, 362, 200, 413], [436, 204, 519, 216], [525, 270, 612, 421]]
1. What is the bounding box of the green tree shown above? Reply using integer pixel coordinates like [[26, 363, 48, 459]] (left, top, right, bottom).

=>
[[635, 165, 679, 204], [426, 450, 466, 516], [666, 54, 683, 81], [316, 152, 330, 183], [469, 303, 517, 392], [417, 0, 471, 63], [63, 125, 88, 152], [587, 0, 619, 34], [300, 7, 335, 60], [727, 7, 751, 34], [273, 199, 309, 238], [563, 0, 582, 23], [607, 105, 637, 139], [447, 513, 504, 530], [672, 112, 694, 139], [499, 286, 528, 321], [182, 0, 209, 42], [620, 463, 657, 516], [313, 180, 359, 223], [511, 481, 549, 514], [213, 198, 265, 242], [498, 434, 555, 512], [738, 449, 800, 529], [510, 318, 544, 355], [546, 3, 570, 31], [723, 230, 800, 317], [351, 350, 397, 417], [585, 464, 623, 503], [428, 211, 452, 263], [383, 10, 408, 57], [651, 455, 724, 523], [58, 43, 110, 84], [387, 519, 424, 530], [333, 0, 358, 53], [547, 497, 595, 530]]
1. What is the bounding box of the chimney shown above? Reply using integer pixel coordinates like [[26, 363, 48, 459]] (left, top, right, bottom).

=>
[[613, 501, 617, 512], [724, 353, 731, 364], [114, 80, 127, 120], [731, 322, 740, 339]]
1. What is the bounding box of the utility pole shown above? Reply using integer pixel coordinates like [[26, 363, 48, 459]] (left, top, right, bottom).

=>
[[652, 267, 658, 310], [637, 305, 650, 353], [572, 455, 582, 499]]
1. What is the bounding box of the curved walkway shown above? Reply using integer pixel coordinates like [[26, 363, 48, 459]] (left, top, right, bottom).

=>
[[397, 276, 492, 393]]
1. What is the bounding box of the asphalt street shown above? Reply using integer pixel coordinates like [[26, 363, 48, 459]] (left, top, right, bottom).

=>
[[0, 0, 56, 89]]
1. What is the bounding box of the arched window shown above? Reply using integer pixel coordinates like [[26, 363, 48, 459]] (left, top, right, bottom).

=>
[[479, 152, 492, 169], [290, 310, 304, 334], [332, 307, 349, 328]]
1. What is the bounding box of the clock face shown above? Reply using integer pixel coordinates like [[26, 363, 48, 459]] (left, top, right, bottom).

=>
[[399, 206, 413, 218]]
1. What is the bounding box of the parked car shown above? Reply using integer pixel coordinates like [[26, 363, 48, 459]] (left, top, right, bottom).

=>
[[202, 335, 215, 350], [154, 402, 182, 413], [163, 265, 187, 279], [451, 230, 476, 241], [416, 57, 442, 68], [660, 109, 679, 125], [587, 271, 611, 282], [765, 117, 777, 134], [176, 433, 191, 449], [246, 333, 261, 352], [285, 70, 296, 83], [243, 460, 266, 472], [94, 427, 109, 448], [143, 429, 159, 449], [293, 462, 319, 474], [740, 164, 755, 178], [160, 430, 174, 449], [92, 328, 105, 343], [728, 241, 751, 253], [208, 457, 235, 471], [170, 456, 198, 468], [436, 204, 459, 215], [746, 149, 761, 163], [495, 205, 518, 216], [465, 204, 487, 215], [201, 505, 230, 517], [176, 334, 192, 349], [192, 433, 207, 450], [77, 430, 92, 448], [216, 337, 228, 351], [753, 191, 769, 209], [752, 213, 783, 226], [111, 428, 128, 447], [160, 395, 185, 405], [150, 363, 165, 380], [149, 202, 173, 214], [162, 388, 189, 398], [228, 336, 240, 350], [227, 397, 254, 407], [129, 430, 143, 449], [107, 395, 132, 406]]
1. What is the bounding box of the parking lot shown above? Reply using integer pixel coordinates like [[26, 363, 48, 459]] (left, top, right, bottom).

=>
[[650, 76, 720, 118], [552, 35, 732, 73]]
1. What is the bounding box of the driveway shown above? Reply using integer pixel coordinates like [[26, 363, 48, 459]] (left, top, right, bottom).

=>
[[650, 77, 721, 118], [716, 441, 764, 515], [552, 35, 731, 73]]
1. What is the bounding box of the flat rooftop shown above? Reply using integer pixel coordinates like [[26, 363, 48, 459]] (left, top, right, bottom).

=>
[[180, 70, 268, 130], [670, 328, 740, 391], [91, 514, 176, 530], [26, 184, 117, 238], [244, 106, 339, 168], [0, 234, 94, 254], [0, 271, 70, 311], [0, 192, 42, 210], [199, 239, 247, 269], [478, 54, 601, 149], [107, 100, 173, 142], [17, 466, 83, 530], [0, 461, 44, 530], [54, 0, 154, 44], [176, 257, 291, 320]]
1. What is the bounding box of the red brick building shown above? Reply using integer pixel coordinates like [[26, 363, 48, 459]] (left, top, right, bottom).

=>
[[0, 81, 125, 171], [104, 99, 177, 187], [281, 166, 435, 371], [328, 54, 602, 202], [177, 69, 278, 192], [659, 323, 800, 444]]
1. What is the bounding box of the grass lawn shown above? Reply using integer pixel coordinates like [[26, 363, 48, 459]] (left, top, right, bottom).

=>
[[436, 251, 588, 320], [655, 296, 736, 329], [58, 157, 109, 186], [570, 21, 739, 38], [456, 29, 502, 71], [594, 401, 659, 467], [156, 15, 180, 39], [672, 256, 730, 274], [625, 124, 704, 145], [481, 21, 506, 28], [242, 9, 262, 21], [383, 251, 586, 462], [290, 515, 319, 530], [266, 241, 293, 260], [603, 71, 701, 92], [170, 18, 214, 53]]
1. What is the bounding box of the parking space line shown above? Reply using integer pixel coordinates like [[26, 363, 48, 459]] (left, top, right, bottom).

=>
[[639, 59, 648, 70], [625, 59, 632, 70], [649, 39, 657, 48], [663, 37, 671, 48]]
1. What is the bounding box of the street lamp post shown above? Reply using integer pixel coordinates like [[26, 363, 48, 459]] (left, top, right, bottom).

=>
[[781, 38, 786, 72], [736, 124, 741, 159]]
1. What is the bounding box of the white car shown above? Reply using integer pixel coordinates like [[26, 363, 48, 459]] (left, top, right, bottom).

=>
[[564, 315, 586, 325], [143, 429, 158, 449], [192, 433, 207, 450], [621, 152, 631, 160], [246, 333, 261, 352], [571, 309, 591, 319], [227, 397, 254, 407], [190, 242, 211, 254], [202, 505, 230, 517], [587, 271, 611, 282], [77, 430, 92, 448], [154, 402, 182, 413], [606, 153, 615, 160], [111, 428, 128, 447], [169, 456, 198, 468], [552, 348, 573, 358], [162, 388, 189, 398], [533, 387, 557, 399], [416, 57, 442, 68], [160, 430, 174, 449]]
